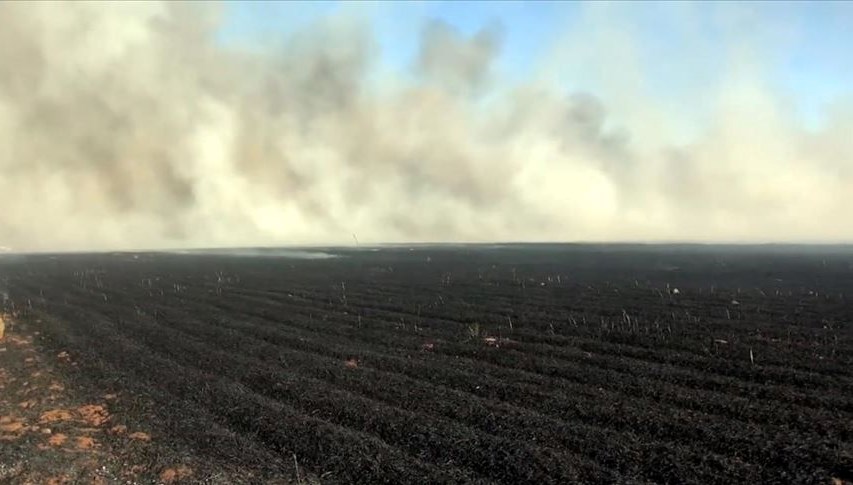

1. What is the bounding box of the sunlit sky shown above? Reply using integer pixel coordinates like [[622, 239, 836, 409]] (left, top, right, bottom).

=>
[[219, 1, 853, 133]]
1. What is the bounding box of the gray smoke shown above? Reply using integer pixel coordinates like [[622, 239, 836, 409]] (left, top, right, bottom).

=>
[[0, 1, 851, 251]]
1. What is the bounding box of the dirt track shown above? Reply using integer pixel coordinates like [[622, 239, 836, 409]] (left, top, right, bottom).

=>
[[1, 245, 852, 483]]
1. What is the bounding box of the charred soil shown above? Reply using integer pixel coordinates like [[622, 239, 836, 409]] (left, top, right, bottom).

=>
[[1, 244, 852, 484]]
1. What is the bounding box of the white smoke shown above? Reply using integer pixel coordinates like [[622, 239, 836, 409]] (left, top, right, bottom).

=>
[[0, 1, 851, 251]]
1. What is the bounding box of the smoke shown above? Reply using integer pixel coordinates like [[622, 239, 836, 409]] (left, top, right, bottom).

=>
[[0, 1, 851, 251]]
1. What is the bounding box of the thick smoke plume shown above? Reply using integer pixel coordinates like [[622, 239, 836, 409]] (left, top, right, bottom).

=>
[[0, 2, 851, 251]]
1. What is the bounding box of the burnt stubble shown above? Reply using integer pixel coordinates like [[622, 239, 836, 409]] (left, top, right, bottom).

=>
[[2, 244, 851, 484]]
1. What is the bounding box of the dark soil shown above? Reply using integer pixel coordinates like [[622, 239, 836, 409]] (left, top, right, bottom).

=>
[[1, 244, 852, 484]]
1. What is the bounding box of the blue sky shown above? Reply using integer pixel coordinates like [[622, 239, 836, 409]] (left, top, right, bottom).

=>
[[216, 1, 566, 77], [217, 1, 852, 132]]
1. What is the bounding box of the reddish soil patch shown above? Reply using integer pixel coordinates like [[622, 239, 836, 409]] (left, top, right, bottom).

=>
[[39, 409, 73, 424], [160, 465, 193, 483], [75, 436, 97, 450], [0, 316, 272, 484], [47, 433, 68, 446], [77, 404, 109, 426], [128, 431, 151, 442], [0, 420, 26, 433]]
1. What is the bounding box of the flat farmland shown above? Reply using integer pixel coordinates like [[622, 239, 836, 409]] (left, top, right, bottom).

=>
[[1, 245, 852, 484]]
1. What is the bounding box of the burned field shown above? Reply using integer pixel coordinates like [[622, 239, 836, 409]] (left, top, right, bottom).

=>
[[1, 244, 852, 484]]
